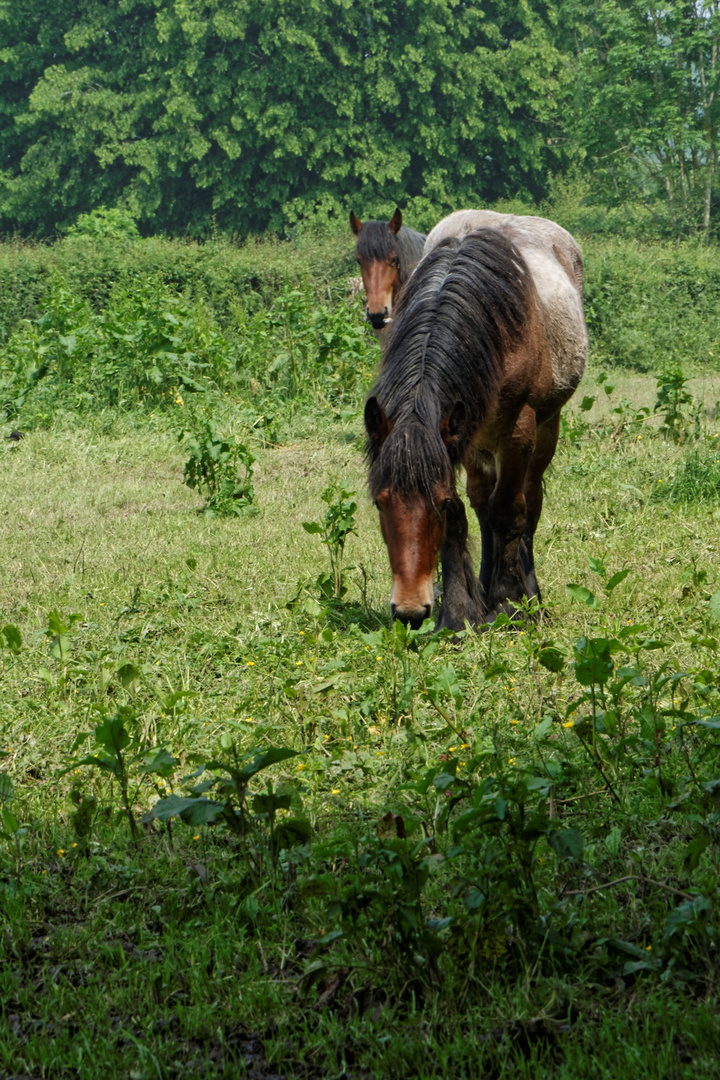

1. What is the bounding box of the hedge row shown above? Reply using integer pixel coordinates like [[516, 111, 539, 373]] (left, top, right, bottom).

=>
[[2, 230, 720, 374], [0, 232, 357, 343]]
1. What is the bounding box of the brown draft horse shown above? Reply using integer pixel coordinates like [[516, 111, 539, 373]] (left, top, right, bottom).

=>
[[350, 208, 426, 331], [364, 210, 588, 631]]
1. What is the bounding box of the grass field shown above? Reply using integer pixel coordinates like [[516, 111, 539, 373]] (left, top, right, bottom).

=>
[[1, 307, 720, 1077]]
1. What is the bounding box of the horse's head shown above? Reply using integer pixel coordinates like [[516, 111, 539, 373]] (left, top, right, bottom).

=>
[[350, 209, 403, 332], [365, 396, 465, 628]]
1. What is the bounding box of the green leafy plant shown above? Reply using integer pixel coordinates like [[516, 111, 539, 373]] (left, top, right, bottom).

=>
[[142, 740, 309, 881], [0, 623, 21, 661], [566, 554, 631, 610], [655, 366, 698, 442], [302, 482, 357, 597], [180, 417, 256, 516], [596, 372, 651, 437], [58, 707, 179, 843]]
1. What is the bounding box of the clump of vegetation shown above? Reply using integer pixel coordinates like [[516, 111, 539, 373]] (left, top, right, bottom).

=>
[[655, 365, 699, 442], [179, 416, 256, 516], [655, 444, 720, 504], [0, 270, 374, 432], [302, 481, 358, 597], [64, 207, 140, 242]]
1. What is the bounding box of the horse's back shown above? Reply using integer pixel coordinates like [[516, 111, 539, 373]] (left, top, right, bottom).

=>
[[425, 210, 582, 293], [425, 209, 587, 395]]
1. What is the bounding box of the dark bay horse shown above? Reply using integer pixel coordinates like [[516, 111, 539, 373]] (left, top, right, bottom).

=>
[[350, 208, 426, 331], [364, 210, 588, 630]]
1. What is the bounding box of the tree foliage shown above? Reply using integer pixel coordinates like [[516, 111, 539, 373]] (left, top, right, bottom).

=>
[[4, 0, 720, 237], [565, 0, 720, 233], [0, 0, 570, 237]]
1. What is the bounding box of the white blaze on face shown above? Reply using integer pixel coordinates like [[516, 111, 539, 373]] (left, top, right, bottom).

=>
[[360, 258, 397, 327], [376, 494, 444, 627], [389, 571, 434, 622]]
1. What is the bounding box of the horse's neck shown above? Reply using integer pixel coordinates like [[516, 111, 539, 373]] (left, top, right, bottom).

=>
[[397, 229, 426, 282]]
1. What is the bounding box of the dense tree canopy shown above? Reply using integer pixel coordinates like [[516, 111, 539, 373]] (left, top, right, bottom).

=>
[[1, 0, 720, 237], [0, 0, 569, 236]]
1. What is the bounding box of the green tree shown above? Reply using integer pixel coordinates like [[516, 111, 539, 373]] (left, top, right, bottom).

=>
[[0, 0, 572, 237], [565, 0, 720, 234]]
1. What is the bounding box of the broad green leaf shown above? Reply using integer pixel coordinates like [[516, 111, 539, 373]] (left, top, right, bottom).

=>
[[465, 886, 485, 911], [537, 645, 566, 673], [141, 795, 225, 826], [605, 568, 631, 593], [273, 816, 312, 848], [117, 662, 142, 690], [94, 718, 131, 754], [238, 747, 300, 780], [1, 806, 20, 834], [566, 583, 599, 608], [1, 625, 22, 654], [709, 592, 720, 624], [141, 748, 179, 776], [252, 793, 292, 815], [534, 717, 553, 741], [574, 636, 615, 686], [548, 827, 585, 860], [664, 897, 712, 939]]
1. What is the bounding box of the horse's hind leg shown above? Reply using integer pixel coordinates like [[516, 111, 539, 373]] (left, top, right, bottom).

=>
[[521, 411, 561, 606], [437, 497, 481, 631]]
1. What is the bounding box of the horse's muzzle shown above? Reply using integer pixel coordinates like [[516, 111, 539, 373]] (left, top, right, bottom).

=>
[[391, 602, 431, 630], [367, 310, 388, 330]]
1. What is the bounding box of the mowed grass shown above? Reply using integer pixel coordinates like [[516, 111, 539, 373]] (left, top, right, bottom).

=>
[[1, 369, 720, 1079]]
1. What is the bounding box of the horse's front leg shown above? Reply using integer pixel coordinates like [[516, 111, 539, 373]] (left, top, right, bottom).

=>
[[436, 496, 481, 631], [520, 410, 561, 604], [465, 451, 496, 613], [484, 407, 536, 621]]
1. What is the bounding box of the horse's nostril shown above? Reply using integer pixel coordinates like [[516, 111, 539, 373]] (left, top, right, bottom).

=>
[[368, 312, 387, 330], [391, 603, 432, 630]]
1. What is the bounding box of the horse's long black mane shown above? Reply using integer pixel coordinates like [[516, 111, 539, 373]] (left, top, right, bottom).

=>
[[367, 229, 533, 499], [355, 221, 426, 285]]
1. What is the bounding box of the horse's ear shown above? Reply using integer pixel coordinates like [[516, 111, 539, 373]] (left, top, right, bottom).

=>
[[350, 211, 363, 236], [440, 400, 466, 451], [365, 396, 392, 447], [389, 208, 402, 234]]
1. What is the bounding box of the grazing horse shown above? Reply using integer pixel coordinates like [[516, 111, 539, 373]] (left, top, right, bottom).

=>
[[350, 208, 426, 331], [364, 210, 588, 631]]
